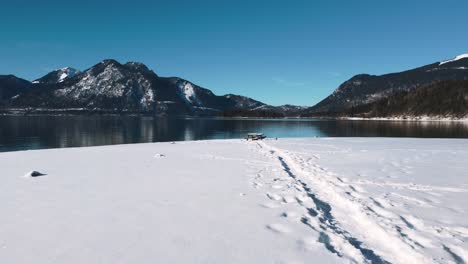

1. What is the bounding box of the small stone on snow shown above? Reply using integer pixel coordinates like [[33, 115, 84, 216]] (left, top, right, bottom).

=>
[[25, 171, 46, 177]]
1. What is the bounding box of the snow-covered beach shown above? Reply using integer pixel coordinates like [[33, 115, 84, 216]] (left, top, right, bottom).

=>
[[1, 138, 467, 263]]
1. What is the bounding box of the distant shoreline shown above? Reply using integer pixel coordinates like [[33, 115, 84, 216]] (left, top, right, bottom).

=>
[[335, 116, 468, 122], [1, 109, 467, 122]]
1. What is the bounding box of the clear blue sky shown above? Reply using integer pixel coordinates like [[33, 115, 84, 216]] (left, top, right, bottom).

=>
[[1, 0, 467, 106]]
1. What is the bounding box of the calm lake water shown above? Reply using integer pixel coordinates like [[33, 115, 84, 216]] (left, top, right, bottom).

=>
[[1, 115, 468, 152]]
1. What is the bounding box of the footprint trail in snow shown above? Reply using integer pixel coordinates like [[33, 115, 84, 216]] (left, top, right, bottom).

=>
[[244, 138, 468, 264]]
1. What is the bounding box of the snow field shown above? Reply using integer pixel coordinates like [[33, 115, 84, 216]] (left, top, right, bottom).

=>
[[1, 138, 467, 263]]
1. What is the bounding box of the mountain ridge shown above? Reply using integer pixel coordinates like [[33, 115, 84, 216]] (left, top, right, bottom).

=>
[[0, 59, 300, 116], [2, 55, 468, 118], [302, 79, 468, 119], [307, 54, 468, 115]]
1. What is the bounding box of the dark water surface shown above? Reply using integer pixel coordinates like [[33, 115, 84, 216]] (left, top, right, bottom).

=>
[[1, 115, 467, 152]]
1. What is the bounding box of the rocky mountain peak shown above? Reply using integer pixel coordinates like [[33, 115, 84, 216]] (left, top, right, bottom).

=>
[[125, 61, 149, 70], [100, 59, 120, 66]]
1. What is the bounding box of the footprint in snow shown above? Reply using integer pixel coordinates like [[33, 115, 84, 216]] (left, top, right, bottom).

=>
[[260, 202, 279, 209], [282, 196, 295, 203], [266, 193, 282, 201], [266, 223, 290, 234], [295, 195, 308, 203], [281, 211, 299, 219]]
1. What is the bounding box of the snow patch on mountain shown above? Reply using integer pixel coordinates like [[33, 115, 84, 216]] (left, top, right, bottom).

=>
[[439, 54, 468, 65], [58, 72, 68, 82], [177, 81, 200, 106], [253, 105, 268, 110], [140, 82, 155, 110], [57, 67, 79, 82]]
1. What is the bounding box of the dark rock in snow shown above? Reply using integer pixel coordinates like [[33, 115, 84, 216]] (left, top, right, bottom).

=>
[[26, 171, 47, 177]]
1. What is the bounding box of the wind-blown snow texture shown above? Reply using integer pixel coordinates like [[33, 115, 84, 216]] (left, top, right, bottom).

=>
[[1, 138, 467, 263]]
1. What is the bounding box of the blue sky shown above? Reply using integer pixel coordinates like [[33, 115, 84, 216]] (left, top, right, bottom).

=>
[[1, 0, 467, 106]]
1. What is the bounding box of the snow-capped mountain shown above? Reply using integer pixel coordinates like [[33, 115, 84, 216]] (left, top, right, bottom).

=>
[[3, 59, 288, 116], [308, 54, 468, 114], [32, 67, 80, 84]]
